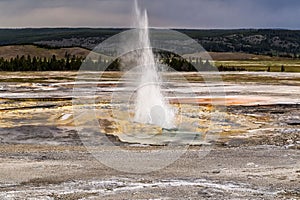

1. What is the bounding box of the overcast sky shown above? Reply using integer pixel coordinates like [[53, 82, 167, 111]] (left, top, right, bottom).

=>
[[0, 0, 299, 29]]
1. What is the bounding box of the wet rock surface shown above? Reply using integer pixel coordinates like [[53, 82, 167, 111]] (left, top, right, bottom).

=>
[[0, 72, 299, 199], [0, 104, 299, 199], [224, 104, 300, 149]]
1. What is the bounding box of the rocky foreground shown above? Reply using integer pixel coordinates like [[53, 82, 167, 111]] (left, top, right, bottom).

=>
[[0, 72, 299, 199], [0, 143, 299, 199], [0, 104, 299, 200]]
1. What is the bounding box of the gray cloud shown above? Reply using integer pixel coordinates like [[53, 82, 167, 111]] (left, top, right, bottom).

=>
[[141, 0, 300, 29], [0, 0, 299, 29]]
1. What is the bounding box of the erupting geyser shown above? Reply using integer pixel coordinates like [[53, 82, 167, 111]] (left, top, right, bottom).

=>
[[133, 0, 175, 129]]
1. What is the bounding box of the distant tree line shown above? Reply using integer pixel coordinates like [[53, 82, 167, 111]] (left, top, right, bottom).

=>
[[218, 65, 246, 71], [0, 53, 83, 71], [0, 52, 124, 71], [158, 51, 245, 71], [0, 53, 245, 72]]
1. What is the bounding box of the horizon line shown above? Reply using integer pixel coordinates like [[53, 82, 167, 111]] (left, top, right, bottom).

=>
[[0, 26, 299, 31]]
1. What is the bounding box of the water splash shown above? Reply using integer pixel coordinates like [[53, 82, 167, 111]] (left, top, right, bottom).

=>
[[133, 0, 175, 128]]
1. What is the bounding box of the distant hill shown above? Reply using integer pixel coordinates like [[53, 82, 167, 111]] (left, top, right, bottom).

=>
[[0, 28, 125, 53], [179, 29, 300, 58], [0, 45, 280, 61], [0, 44, 116, 65], [0, 28, 300, 58], [0, 45, 299, 72], [0, 45, 90, 60]]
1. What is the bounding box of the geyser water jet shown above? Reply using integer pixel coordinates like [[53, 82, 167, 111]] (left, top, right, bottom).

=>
[[133, 0, 175, 128]]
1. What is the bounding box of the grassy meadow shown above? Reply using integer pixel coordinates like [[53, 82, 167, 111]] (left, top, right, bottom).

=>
[[0, 45, 299, 72], [215, 60, 300, 72]]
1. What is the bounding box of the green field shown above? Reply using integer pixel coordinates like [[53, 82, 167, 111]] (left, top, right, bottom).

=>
[[215, 60, 300, 72], [0, 45, 299, 72]]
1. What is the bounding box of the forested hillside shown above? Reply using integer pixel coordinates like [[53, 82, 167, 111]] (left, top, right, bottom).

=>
[[0, 28, 300, 57]]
